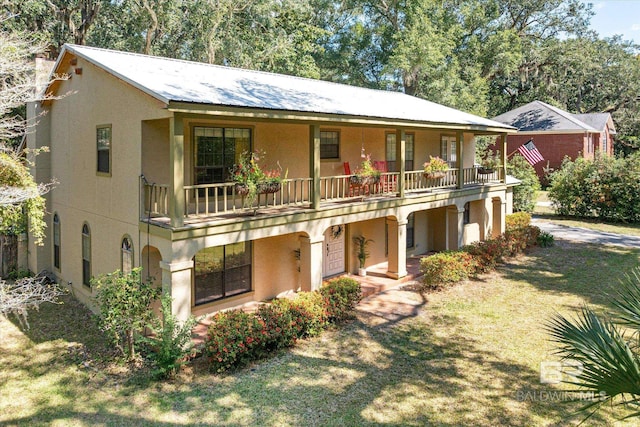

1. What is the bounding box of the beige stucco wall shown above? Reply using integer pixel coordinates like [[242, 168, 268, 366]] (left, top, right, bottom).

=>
[[43, 54, 171, 305]]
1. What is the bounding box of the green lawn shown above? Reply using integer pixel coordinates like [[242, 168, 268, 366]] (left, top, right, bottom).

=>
[[2, 240, 640, 426]]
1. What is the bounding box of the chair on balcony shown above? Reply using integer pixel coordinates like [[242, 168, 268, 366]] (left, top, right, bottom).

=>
[[343, 162, 362, 197], [373, 160, 393, 193]]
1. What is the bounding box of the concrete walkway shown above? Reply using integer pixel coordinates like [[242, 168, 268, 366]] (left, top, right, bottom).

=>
[[532, 218, 640, 248]]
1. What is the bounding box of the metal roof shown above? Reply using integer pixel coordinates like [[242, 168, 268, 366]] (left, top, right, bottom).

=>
[[52, 44, 514, 132]]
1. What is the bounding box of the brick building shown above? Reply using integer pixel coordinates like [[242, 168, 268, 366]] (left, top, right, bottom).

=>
[[492, 101, 616, 180]]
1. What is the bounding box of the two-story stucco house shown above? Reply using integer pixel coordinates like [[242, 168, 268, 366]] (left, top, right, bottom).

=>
[[28, 45, 516, 320]]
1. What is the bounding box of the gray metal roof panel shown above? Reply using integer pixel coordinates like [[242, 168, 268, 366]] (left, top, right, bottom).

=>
[[56, 44, 514, 130]]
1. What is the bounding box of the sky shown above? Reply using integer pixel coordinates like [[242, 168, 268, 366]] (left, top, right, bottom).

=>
[[584, 0, 640, 43]]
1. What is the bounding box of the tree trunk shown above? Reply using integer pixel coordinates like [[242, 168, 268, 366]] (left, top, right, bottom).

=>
[[0, 234, 18, 279]]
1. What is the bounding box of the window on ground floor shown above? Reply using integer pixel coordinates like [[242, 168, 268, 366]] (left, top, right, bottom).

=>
[[82, 223, 91, 287], [121, 236, 133, 274], [406, 213, 415, 249], [463, 202, 471, 225], [193, 242, 252, 306], [53, 213, 61, 270]]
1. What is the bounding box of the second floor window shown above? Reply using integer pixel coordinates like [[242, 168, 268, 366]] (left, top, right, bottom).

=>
[[97, 125, 111, 174], [386, 133, 415, 171], [320, 131, 340, 159], [441, 135, 457, 166]]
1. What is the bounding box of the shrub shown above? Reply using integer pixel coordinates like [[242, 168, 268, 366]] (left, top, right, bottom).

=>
[[537, 230, 555, 247], [420, 251, 476, 290], [205, 309, 267, 373], [205, 280, 362, 373], [549, 154, 640, 222], [93, 268, 160, 359], [463, 238, 508, 274], [505, 212, 531, 231], [139, 293, 197, 379], [275, 291, 328, 337], [256, 302, 298, 350], [507, 154, 541, 212], [319, 277, 362, 322]]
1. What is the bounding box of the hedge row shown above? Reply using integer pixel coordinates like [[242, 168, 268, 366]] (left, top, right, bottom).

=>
[[420, 213, 541, 290], [549, 154, 640, 222], [205, 277, 362, 372]]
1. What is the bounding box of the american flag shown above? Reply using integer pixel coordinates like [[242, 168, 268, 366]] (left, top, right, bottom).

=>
[[517, 140, 544, 165]]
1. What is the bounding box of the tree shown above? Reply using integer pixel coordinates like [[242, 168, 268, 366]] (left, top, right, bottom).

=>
[[0, 30, 55, 243], [1, 0, 107, 58], [547, 267, 640, 421], [93, 268, 160, 359], [507, 154, 540, 213]]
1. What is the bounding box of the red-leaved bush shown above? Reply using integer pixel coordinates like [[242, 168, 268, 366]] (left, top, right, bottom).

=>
[[205, 277, 361, 372]]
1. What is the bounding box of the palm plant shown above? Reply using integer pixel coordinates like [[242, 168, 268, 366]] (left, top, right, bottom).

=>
[[546, 267, 640, 422]]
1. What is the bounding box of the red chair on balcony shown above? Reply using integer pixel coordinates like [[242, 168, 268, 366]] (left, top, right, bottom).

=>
[[373, 160, 393, 193], [343, 162, 362, 197]]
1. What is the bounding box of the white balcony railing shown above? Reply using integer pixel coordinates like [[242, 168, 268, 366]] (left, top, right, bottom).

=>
[[141, 167, 501, 221]]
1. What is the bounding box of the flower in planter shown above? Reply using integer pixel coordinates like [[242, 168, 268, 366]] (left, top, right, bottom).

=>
[[423, 155, 448, 178], [230, 151, 285, 207], [351, 154, 381, 185], [479, 150, 501, 173]]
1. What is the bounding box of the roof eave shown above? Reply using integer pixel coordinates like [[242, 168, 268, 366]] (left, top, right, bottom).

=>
[[167, 101, 517, 134], [42, 44, 171, 106]]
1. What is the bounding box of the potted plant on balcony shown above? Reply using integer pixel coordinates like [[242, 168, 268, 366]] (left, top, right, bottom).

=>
[[478, 151, 501, 174], [423, 155, 448, 179], [353, 235, 373, 276], [231, 151, 284, 208], [350, 155, 381, 187]]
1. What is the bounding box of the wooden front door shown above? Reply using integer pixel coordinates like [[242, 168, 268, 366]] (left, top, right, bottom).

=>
[[323, 225, 345, 277]]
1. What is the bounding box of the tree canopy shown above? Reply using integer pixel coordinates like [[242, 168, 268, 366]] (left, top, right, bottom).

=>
[[1, 0, 639, 149]]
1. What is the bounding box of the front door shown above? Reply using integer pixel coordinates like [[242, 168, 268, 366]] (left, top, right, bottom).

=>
[[323, 225, 345, 277]]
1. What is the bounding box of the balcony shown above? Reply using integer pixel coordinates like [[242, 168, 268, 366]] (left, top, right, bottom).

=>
[[141, 167, 502, 227]]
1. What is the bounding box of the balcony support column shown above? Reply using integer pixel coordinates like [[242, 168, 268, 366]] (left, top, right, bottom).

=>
[[501, 133, 508, 183], [446, 205, 465, 250], [395, 129, 405, 198], [386, 217, 408, 279], [169, 115, 185, 228], [299, 234, 324, 291], [456, 131, 464, 189], [160, 259, 193, 322], [309, 125, 321, 209]]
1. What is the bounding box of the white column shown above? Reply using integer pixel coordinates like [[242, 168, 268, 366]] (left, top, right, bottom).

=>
[[160, 259, 193, 321], [299, 234, 324, 291], [386, 217, 408, 279]]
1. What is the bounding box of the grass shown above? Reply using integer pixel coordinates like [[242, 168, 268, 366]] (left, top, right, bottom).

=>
[[2, 240, 640, 425]]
